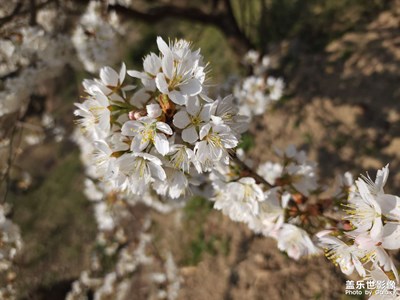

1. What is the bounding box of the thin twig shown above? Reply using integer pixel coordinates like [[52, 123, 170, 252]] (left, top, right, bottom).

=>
[[0, 1, 23, 28], [1, 122, 19, 204], [229, 150, 273, 188], [29, 0, 37, 26], [0, 0, 57, 29]]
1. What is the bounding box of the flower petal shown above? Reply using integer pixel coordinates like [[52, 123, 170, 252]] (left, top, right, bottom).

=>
[[100, 66, 119, 87], [168, 91, 186, 105], [119, 62, 126, 84], [143, 53, 161, 75], [199, 104, 212, 122], [127, 70, 146, 80], [147, 104, 162, 118], [156, 122, 172, 135], [162, 51, 174, 80], [157, 36, 171, 57], [352, 257, 365, 277], [370, 217, 383, 241], [180, 78, 202, 96], [93, 140, 112, 155], [131, 135, 149, 152], [377, 194, 400, 220], [155, 73, 169, 94], [130, 88, 151, 107], [121, 121, 142, 136], [182, 126, 198, 144], [199, 123, 211, 140], [375, 164, 389, 192], [173, 111, 190, 129], [382, 223, 400, 250], [154, 134, 169, 155], [95, 92, 109, 107], [149, 162, 166, 180], [186, 97, 201, 116], [356, 180, 381, 214]]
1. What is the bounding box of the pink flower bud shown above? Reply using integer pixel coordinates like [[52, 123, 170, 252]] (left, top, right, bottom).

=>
[[128, 110, 147, 120]]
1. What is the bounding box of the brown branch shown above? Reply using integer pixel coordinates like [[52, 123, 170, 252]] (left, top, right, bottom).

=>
[[219, 0, 254, 56], [0, 1, 23, 28], [29, 0, 37, 26], [0, 0, 60, 29], [230, 150, 273, 188], [108, 1, 254, 57], [108, 4, 220, 25], [1, 119, 21, 204]]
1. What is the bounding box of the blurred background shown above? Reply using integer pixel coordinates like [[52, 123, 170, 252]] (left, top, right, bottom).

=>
[[1, 0, 400, 299]]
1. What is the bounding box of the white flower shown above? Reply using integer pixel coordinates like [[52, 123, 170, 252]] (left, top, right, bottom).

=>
[[353, 233, 399, 282], [257, 162, 283, 185], [74, 91, 111, 139], [286, 162, 318, 196], [210, 95, 248, 137], [118, 153, 166, 195], [72, 1, 122, 73], [194, 117, 238, 171], [243, 50, 259, 65], [267, 77, 285, 101], [154, 37, 206, 105], [100, 63, 126, 89], [213, 177, 264, 223], [93, 202, 115, 231], [345, 165, 400, 249], [83, 63, 130, 102], [153, 168, 189, 199], [366, 265, 400, 299], [83, 178, 104, 202], [128, 52, 161, 91], [277, 145, 318, 196], [173, 97, 211, 143], [345, 179, 383, 241], [276, 224, 320, 260], [121, 117, 172, 155], [146, 103, 162, 119], [235, 75, 267, 117], [317, 231, 366, 276], [92, 140, 119, 180], [333, 171, 354, 198], [248, 189, 289, 235], [131, 36, 208, 105], [168, 144, 199, 173]]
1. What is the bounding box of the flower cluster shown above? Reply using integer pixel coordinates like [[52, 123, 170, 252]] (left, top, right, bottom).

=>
[[0, 0, 123, 118], [74, 37, 247, 202], [0, 27, 73, 117], [319, 165, 400, 288], [66, 217, 181, 300], [72, 36, 400, 299], [258, 145, 319, 196], [233, 50, 285, 117], [72, 1, 124, 73], [212, 145, 320, 260], [0, 204, 22, 300]]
